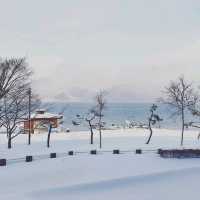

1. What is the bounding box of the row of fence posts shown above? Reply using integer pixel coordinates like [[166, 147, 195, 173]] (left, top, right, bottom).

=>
[[0, 149, 147, 167]]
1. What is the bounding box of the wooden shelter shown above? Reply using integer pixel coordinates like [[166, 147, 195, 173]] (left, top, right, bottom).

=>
[[24, 109, 63, 134]]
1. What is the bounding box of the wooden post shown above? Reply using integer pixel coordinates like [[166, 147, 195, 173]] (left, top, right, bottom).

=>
[[113, 149, 120, 154], [50, 153, 56, 158], [0, 159, 6, 166], [28, 88, 31, 145], [136, 149, 142, 154], [68, 151, 74, 156], [90, 150, 97, 155], [26, 156, 33, 162], [157, 149, 162, 154]]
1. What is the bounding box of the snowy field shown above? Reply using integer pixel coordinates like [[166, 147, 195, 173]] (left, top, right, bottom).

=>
[[1, 128, 200, 200]]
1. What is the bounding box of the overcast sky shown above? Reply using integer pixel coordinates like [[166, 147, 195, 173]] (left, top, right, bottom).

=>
[[0, 0, 200, 102]]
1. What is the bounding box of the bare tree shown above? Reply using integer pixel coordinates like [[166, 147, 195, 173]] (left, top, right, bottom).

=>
[[27, 118, 53, 148], [146, 104, 162, 144], [2, 86, 29, 148], [72, 111, 96, 144], [32, 104, 67, 148], [184, 104, 200, 140], [161, 76, 198, 146], [47, 123, 53, 148], [46, 118, 63, 148], [92, 91, 107, 149], [2, 88, 40, 149], [46, 115, 64, 148], [85, 112, 96, 144], [0, 58, 32, 129], [0, 58, 40, 148], [31, 104, 65, 148], [0, 58, 31, 100]]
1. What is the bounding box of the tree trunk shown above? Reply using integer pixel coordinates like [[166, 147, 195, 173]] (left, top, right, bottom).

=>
[[99, 115, 102, 149], [89, 121, 94, 144], [8, 135, 12, 149], [91, 131, 94, 144], [146, 120, 153, 144], [28, 120, 31, 145], [47, 124, 52, 148], [181, 108, 185, 146], [99, 129, 102, 149]]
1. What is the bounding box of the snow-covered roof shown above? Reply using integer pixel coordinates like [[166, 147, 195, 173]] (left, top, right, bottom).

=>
[[31, 112, 63, 119]]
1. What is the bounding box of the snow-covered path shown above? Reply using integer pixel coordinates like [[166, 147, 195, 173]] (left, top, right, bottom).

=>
[[35, 166, 200, 200], [1, 153, 200, 200], [1, 128, 200, 199]]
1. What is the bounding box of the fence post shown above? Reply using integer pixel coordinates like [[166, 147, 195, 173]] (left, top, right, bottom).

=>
[[50, 153, 57, 158], [26, 156, 33, 162], [113, 149, 120, 154], [157, 149, 162, 154], [90, 150, 97, 155], [0, 159, 6, 166], [68, 151, 74, 156], [136, 149, 142, 154]]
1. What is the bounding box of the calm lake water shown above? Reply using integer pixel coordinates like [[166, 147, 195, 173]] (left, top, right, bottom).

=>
[[45, 102, 198, 132]]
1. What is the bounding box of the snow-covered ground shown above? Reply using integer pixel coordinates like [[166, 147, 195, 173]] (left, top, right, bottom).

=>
[[1, 128, 200, 200]]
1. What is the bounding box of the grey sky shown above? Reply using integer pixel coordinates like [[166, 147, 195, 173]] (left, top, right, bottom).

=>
[[0, 0, 200, 102]]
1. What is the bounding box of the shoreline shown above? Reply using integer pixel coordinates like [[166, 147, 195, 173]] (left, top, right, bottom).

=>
[[0, 127, 199, 142]]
